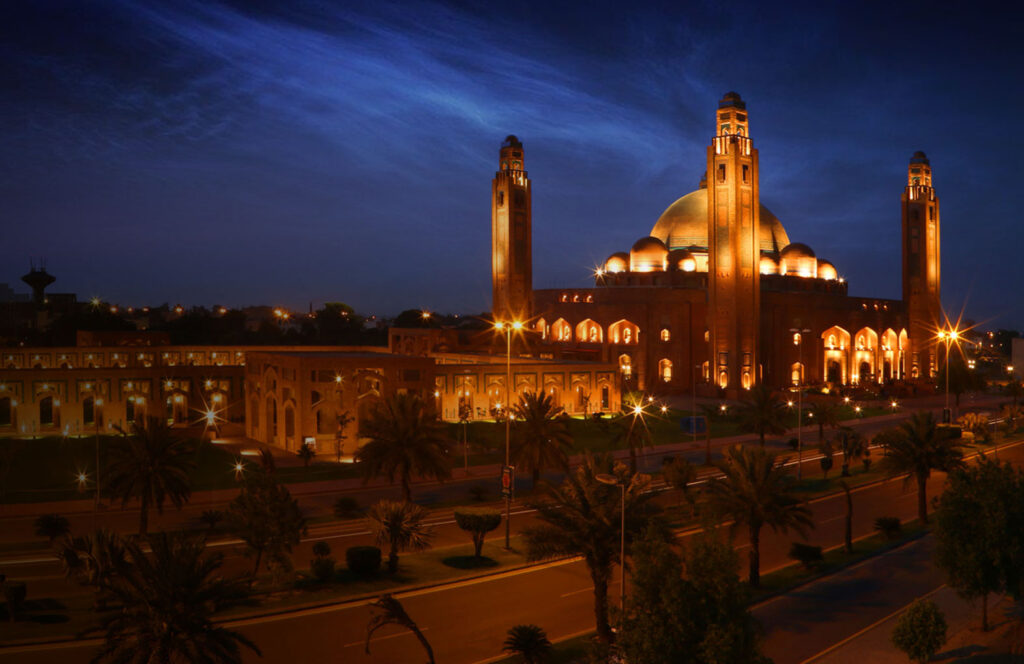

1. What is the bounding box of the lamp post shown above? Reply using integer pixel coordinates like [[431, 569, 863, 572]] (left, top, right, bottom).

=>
[[790, 328, 810, 480], [595, 473, 626, 607], [495, 319, 523, 549], [937, 327, 959, 423]]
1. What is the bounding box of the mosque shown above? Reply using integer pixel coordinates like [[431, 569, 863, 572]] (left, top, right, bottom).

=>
[[493, 92, 942, 397]]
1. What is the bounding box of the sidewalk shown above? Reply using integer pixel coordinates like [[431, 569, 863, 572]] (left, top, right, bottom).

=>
[[757, 533, 1023, 664]]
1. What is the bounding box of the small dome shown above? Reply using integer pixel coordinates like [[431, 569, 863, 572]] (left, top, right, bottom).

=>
[[668, 248, 696, 272], [817, 260, 838, 280], [781, 242, 816, 259], [630, 236, 668, 272], [910, 150, 929, 164], [719, 92, 746, 109], [759, 255, 779, 275], [502, 135, 522, 147], [780, 243, 817, 278], [604, 252, 629, 274]]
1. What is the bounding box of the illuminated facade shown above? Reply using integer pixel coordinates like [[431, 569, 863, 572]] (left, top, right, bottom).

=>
[[500, 92, 941, 395], [491, 135, 533, 323]]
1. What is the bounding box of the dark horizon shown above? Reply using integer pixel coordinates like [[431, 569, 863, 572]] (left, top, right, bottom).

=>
[[3, 1, 1022, 328]]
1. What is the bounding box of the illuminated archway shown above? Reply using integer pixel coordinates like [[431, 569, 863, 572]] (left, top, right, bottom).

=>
[[880, 328, 898, 381], [821, 326, 851, 385], [608, 319, 640, 345], [618, 354, 633, 379], [551, 318, 572, 342], [658, 359, 673, 383], [853, 327, 878, 384], [575, 319, 603, 343]]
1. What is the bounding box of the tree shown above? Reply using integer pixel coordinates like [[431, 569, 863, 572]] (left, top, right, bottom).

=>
[[2, 580, 26, 622], [56, 529, 129, 610], [355, 392, 453, 502], [705, 445, 813, 587], [92, 531, 258, 664], [503, 624, 552, 664], [936, 353, 986, 410], [511, 391, 573, 487], [835, 426, 867, 477], [735, 384, 787, 447], [840, 480, 853, 554], [617, 528, 771, 664], [366, 594, 435, 663], [807, 399, 842, 448], [933, 456, 1024, 631], [226, 469, 307, 581], [891, 599, 947, 663], [879, 411, 965, 524], [662, 456, 697, 508], [297, 441, 316, 468], [107, 416, 196, 536], [199, 509, 225, 535], [366, 500, 433, 573], [34, 513, 70, 544], [453, 507, 502, 558], [522, 454, 656, 643], [335, 411, 354, 462], [819, 440, 835, 479]]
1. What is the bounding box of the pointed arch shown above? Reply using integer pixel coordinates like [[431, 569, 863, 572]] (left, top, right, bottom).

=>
[[608, 319, 640, 345], [551, 318, 572, 342], [575, 318, 603, 343], [853, 327, 879, 384], [821, 325, 851, 385]]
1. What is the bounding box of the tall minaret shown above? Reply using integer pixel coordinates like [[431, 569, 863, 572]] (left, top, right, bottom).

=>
[[901, 151, 941, 378], [706, 92, 760, 392], [491, 135, 533, 322]]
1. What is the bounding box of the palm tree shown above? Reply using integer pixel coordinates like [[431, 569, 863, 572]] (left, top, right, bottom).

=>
[[297, 441, 316, 468], [611, 404, 653, 473], [879, 411, 964, 524], [735, 384, 787, 447], [522, 454, 655, 643], [512, 391, 573, 487], [355, 392, 453, 502], [807, 399, 842, 447], [366, 500, 433, 573], [92, 531, 258, 664], [835, 426, 867, 476], [705, 445, 814, 587], [107, 416, 195, 536], [365, 594, 434, 664], [503, 624, 552, 664], [56, 528, 129, 610]]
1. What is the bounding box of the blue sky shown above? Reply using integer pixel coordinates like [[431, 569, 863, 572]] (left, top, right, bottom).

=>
[[2, 1, 1022, 328]]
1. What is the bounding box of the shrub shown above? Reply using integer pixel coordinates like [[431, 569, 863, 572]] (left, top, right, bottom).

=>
[[468, 485, 488, 502], [891, 599, 947, 663], [346, 546, 382, 576], [875, 516, 902, 540], [788, 542, 823, 569], [312, 541, 331, 559], [333, 496, 361, 519], [787, 437, 799, 451], [454, 508, 502, 558], [34, 514, 70, 543], [310, 556, 336, 582], [503, 624, 552, 664], [819, 455, 834, 478]]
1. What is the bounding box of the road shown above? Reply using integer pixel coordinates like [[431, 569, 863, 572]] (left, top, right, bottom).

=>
[[5, 437, 1021, 663]]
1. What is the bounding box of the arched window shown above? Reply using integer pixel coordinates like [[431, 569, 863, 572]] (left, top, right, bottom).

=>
[[609, 320, 640, 345], [551, 318, 572, 341], [575, 319, 603, 343], [659, 359, 673, 382], [0, 397, 11, 427], [83, 397, 95, 425], [660, 328, 670, 342]]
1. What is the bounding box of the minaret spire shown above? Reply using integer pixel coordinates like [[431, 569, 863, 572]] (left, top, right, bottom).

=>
[[491, 135, 533, 322]]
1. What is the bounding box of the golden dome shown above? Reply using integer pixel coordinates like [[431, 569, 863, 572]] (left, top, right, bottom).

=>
[[604, 252, 629, 273], [649, 189, 789, 253], [780, 243, 817, 277], [668, 248, 696, 272], [817, 259, 837, 280]]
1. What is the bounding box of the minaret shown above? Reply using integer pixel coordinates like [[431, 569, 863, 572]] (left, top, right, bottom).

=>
[[901, 151, 941, 378], [491, 135, 533, 322], [706, 92, 760, 392]]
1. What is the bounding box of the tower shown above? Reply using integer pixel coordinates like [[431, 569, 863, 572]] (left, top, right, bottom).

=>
[[706, 92, 760, 391], [491, 135, 533, 322], [901, 151, 941, 378], [21, 261, 55, 307]]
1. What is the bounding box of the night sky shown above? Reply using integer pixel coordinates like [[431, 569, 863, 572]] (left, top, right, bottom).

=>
[[2, 1, 1022, 328]]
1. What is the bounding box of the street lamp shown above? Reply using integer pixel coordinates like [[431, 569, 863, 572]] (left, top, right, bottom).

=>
[[937, 327, 960, 423], [790, 328, 810, 480], [595, 473, 626, 607], [495, 319, 523, 548]]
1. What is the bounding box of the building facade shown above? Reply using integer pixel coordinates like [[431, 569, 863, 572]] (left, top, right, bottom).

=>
[[496, 92, 941, 395]]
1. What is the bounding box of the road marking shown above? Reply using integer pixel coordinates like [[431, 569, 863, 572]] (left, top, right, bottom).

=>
[[343, 626, 429, 648], [798, 584, 946, 663], [560, 587, 592, 598]]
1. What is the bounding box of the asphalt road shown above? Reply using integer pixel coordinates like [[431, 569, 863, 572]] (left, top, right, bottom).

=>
[[5, 438, 1021, 664]]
